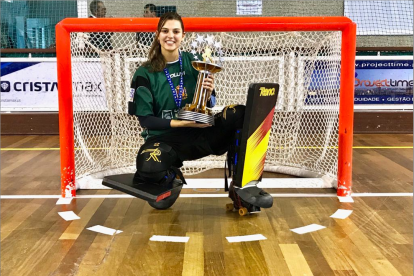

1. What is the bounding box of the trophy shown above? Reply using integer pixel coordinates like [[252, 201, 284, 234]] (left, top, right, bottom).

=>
[[177, 35, 224, 125]]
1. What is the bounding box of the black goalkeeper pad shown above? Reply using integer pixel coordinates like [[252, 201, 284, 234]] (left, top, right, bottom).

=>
[[233, 83, 279, 188], [102, 173, 183, 202]]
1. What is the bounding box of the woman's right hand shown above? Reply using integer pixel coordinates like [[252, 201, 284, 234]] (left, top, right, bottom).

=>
[[170, 120, 211, 128]]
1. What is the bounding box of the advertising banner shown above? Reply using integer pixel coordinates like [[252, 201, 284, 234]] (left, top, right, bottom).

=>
[[304, 57, 413, 107], [1, 61, 59, 111], [354, 60, 413, 104], [1, 59, 107, 111], [1, 57, 412, 111]]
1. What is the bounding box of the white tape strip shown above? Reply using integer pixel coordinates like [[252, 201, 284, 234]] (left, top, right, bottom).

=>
[[77, 177, 329, 189], [330, 209, 353, 219], [149, 235, 190, 243], [183, 178, 326, 189], [87, 225, 122, 235], [179, 194, 228, 198], [58, 211, 80, 221], [338, 196, 354, 203], [291, 224, 326, 234], [226, 234, 267, 243], [56, 197, 73, 205], [2, 195, 61, 199]]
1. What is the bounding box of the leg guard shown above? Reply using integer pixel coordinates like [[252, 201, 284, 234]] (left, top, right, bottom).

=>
[[102, 173, 182, 205], [233, 83, 279, 188], [135, 142, 185, 209], [204, 104, 246, 157], [147, 178, 183, 210], [226, 83, 280, 213], [215, 104, 245, 131]]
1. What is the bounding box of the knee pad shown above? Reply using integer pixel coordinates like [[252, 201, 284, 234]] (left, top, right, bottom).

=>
[[135, 142, 185, 186], [219, 104, 245, 129]]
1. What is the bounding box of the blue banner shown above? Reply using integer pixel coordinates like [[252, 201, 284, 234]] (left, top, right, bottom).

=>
[[354, 60, 413, 104]]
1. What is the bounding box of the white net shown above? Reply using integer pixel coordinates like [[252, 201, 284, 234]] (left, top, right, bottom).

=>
[[70, 29, 342, 187], [2, 0, 412, 50]]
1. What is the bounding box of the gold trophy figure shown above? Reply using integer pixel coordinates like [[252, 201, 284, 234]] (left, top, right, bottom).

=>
[[177, 46, 223, 125]]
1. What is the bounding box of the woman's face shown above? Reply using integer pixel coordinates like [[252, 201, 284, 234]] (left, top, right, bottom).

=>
[[157, 20, 185, 55]]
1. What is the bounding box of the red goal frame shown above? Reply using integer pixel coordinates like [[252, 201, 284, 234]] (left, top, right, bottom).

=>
[[56, 17, 356, 198]]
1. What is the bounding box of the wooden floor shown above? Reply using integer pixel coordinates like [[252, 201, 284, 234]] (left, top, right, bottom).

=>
[[1, 134, 412, 276]]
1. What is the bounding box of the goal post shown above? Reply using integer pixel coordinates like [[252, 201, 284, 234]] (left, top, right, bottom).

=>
[[56, 17, 356, 198]]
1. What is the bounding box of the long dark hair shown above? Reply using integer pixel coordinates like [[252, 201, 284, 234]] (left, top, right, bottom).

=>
[[143, 12, 185, 72]]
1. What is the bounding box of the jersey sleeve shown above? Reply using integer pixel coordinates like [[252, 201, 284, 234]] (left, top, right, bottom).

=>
[[131, 67, 154, 117], [135, 86, 154, 116]]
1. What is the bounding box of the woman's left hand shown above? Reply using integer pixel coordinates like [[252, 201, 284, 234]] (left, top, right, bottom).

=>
[[202, 74, 215, 100]]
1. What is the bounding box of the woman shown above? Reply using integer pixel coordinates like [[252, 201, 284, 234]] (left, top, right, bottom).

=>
[[131, 12, 245, 209]]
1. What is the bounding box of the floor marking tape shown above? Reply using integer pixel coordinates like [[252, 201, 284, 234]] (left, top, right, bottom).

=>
[[150, 235, 189, 243], [1, 193, 412, 199]]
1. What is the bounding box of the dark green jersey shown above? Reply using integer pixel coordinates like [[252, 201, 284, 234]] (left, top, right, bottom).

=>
[[131, 51, 200, 139]]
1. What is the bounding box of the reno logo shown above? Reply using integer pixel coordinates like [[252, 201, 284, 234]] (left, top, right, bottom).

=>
[[1, 81, 11, 92], [259, 87, 275, 96]]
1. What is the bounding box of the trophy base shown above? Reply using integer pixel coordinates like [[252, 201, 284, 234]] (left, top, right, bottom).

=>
[[177, 110, 215, 125]]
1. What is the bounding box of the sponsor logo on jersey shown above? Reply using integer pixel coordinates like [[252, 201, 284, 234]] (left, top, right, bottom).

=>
[[170, 71, 186, 78], [259, 87, 275, 96]]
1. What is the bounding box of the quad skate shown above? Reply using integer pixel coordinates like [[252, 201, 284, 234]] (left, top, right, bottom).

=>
[[226, 181, 273, 216]]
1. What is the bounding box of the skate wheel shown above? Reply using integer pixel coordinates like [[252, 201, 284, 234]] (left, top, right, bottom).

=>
[[239, 207, 248, 216], [225, 203, 234, 211]]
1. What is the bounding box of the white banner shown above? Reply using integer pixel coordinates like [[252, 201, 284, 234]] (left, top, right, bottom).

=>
[[1, 58, 107, 111], [236, 0, 262, 15], [1, 60, 59, 111]]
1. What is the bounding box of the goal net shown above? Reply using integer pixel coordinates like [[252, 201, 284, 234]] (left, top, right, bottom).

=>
[[57, 17, 356, 197]]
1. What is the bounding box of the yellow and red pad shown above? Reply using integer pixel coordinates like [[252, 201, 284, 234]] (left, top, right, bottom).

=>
[[233, 83, 279, 188]]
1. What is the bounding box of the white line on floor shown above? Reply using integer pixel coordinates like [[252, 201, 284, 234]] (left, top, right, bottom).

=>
[[1, 193, 412, 199]]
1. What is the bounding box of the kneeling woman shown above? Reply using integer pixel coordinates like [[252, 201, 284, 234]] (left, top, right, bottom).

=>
[[131, 12, 246, 209]]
